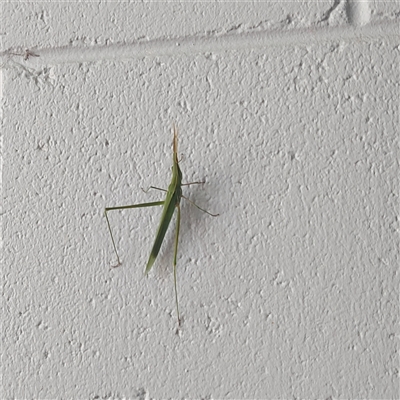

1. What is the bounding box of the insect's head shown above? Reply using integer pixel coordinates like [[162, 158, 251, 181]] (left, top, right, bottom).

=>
[[173, 124, 178, 154]]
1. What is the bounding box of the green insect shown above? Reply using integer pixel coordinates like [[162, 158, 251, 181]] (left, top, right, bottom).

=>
[[104, 125, 218, 326]]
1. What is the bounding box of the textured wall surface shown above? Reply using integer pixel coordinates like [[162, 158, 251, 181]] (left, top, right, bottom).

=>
[[2, 2, 399, 399]]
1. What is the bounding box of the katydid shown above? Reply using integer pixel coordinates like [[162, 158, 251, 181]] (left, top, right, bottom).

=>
[[104, 126, 218, 326]]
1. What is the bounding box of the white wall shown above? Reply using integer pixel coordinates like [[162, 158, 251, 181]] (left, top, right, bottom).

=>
[[2, 2, 398, 399]]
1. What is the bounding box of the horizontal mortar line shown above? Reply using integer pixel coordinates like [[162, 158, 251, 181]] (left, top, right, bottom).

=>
[[1, 19, 398, 66]]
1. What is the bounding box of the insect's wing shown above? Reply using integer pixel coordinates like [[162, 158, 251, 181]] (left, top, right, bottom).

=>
[[145, 126, 182, 274], [145, 190, 177, 274]]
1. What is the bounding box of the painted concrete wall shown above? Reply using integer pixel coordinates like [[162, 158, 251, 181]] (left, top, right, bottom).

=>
[[2, 2, 398, 399]]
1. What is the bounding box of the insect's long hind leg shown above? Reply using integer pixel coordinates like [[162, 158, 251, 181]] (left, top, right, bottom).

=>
[[104, 210, 122, 268], [104, 201, 165, 267]]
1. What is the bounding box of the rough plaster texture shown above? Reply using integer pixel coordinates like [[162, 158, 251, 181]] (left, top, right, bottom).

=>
[[1, 2, 399, 399]]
